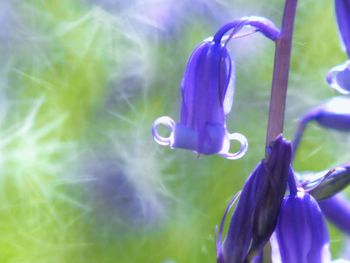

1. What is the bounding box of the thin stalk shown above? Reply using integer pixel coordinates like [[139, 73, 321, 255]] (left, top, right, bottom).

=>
[[265, 0, 298, 150], [261, 1, 298, 262]]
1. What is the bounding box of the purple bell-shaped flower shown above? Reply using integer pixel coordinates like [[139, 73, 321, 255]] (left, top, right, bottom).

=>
[[152, 16, 280, 159], [152, 37, 247, 159], [272, 190, 331, 263]]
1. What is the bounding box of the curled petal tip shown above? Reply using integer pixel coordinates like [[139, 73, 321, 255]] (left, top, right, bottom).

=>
[[219, 132, 248, 160], [152, 116, 175, 146], [326, 61, 350, 94]]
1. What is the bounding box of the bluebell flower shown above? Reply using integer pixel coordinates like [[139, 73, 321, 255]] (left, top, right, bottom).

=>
[[272, 190, 331, 263], [152, 17, 280, 159], [152, 38, 248, 158], [216, 135, 291, 262]]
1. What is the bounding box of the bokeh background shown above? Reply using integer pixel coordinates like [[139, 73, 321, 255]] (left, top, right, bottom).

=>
[[1, 0, 349, 262]]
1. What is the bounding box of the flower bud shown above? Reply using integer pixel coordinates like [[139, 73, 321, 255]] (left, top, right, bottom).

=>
[[216, 136, 291, 262]]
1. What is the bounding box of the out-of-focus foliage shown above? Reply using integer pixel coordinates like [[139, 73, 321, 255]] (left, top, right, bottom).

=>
[[0, 0, 348, 262]]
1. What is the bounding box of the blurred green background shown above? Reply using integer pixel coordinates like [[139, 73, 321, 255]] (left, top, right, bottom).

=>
[[0, 0, 349, 262]]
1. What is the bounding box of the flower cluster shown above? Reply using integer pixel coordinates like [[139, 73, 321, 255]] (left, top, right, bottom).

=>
[[152, 0, 350, 262]]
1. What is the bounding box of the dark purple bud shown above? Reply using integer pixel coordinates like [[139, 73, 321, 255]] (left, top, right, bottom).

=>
[[327, 61, 350, 94], [216, 135, 291, 262], [272, 191, 331, 263], [335, 0, 350, 57], [152, 37, 247, 159], [298, 163, 350, 200], [319, 194, 350, 236]]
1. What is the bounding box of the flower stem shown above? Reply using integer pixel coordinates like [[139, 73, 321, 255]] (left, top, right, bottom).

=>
[[265, 0, 298, 149], [261, 1, 298, 262]]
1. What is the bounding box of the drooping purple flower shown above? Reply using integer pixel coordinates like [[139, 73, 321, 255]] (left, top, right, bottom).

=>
[[272, 191, 331, 263], [152, 17, 280, 159], [216, 135, 291, 262], [152, 38, 248, 158]]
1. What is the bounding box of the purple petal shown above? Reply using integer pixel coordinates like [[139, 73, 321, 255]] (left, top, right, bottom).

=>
[[273, 192, 331, 263], [299, 163, 350, 200], [335, 0, 350, 57], [319, 194, 350, 236], [292, 97, 350, 157], [220, 135, 291, 262], [216, 192, 241, 263], [306, 97, 350, 131], [170, 38, 247, 157]]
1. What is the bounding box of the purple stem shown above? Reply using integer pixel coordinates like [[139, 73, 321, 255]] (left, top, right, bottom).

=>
[[262, 1, 298, 262], [213, 17, 280, 44], [266, 0, 298, 148]]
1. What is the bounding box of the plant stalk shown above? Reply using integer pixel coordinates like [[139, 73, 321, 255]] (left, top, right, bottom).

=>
[[265, 0, 298, 150]]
